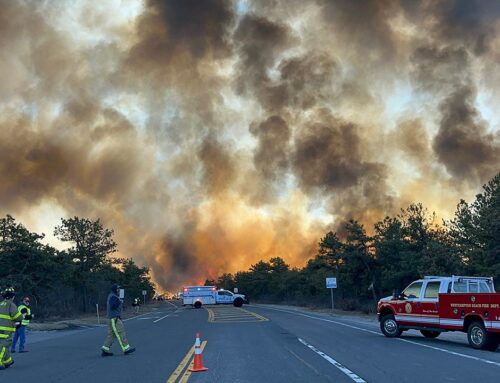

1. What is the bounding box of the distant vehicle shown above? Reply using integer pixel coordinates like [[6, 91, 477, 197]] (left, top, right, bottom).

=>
[[182, 286, 247, 308], [378, 275, 500, 351]]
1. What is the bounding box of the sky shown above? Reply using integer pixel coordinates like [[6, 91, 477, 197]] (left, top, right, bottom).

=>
[[1, 0, 499, 290]]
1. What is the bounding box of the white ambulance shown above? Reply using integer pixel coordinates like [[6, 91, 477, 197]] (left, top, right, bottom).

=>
[[182, 286, 247, 308]]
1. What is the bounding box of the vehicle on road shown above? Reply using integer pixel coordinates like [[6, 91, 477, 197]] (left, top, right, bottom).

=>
[[377, 275, 500, 351], [182, 286, 247, 308]]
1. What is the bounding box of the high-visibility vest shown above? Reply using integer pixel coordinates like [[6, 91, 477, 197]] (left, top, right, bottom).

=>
[[0, 300, 21, 339], [18, 304, 31, 326]]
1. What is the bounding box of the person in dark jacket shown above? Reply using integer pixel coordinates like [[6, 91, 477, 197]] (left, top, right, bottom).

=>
[[101, 284, 135, 357], [132, 297, 140, 314]]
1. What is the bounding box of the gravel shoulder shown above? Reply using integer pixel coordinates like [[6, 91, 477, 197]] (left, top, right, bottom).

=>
[[28, 301, 165, 331]]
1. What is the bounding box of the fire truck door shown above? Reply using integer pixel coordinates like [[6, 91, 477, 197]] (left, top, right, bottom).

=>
[[420, 281, 440, 327], [397, 281, 423, 326]]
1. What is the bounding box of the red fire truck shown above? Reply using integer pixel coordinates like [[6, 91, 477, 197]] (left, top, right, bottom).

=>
[[377, 275, 500, 351]]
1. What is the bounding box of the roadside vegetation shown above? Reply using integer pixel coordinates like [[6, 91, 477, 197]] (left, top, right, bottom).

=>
[[1, 173, 497, 317], [207, 173, 500, 313], [0, 216, 154, 318]]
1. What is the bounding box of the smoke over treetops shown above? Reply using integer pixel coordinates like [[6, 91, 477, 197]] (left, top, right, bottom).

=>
[[1, 0, 499, 290]]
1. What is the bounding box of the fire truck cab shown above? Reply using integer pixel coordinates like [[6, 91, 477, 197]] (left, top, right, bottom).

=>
[[378, 276, 500, 351]]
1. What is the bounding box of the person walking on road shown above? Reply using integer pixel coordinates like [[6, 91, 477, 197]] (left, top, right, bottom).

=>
[[132, 297, 140, 314], [11, 296, 33, 353], [101, 283, 135, 357], [0, 287, 22, 370]]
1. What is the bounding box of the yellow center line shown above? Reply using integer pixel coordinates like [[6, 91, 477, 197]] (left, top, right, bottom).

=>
[[166, 345, 195, 383], [179, 341, 208, 383]]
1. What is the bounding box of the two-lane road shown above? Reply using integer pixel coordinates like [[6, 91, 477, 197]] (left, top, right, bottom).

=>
[[4, 301, 500, 382]]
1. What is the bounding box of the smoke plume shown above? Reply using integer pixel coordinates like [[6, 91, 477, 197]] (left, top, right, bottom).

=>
[[1, 0, 499, 291]]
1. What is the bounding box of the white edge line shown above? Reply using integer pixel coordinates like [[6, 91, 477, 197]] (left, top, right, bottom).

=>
[[153, 314, 172, 323], [257, 305, 500, 368], [298, 338, 366, 383]]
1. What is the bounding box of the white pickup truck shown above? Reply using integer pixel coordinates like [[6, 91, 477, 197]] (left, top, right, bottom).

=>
[[182, 286, 247, 308]]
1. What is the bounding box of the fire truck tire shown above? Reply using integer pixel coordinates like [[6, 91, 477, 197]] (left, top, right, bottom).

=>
[[194, 301, 202, 309], [420, 330, 440, 338], [233, 298, 243, 307], [380, 315, 402, 338], [467, 321, 499, 351]]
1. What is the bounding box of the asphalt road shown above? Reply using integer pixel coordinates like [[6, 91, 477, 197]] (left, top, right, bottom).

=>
[[3, 301, 500, 382]]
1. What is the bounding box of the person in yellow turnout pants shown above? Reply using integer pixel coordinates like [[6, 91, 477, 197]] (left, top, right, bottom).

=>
[[0, 287, 22, 370], [101, 283, 135, 357]]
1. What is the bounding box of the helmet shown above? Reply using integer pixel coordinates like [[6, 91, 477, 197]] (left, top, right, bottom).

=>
[[2, 287, 15, 299]]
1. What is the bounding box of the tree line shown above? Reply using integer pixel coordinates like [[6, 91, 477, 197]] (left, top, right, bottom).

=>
[[207, 173, 500, 313], [0, 216, 154, 318]]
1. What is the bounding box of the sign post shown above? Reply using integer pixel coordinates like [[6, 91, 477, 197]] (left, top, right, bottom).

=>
[[142, 290, 147, 305], [96, 303, 100, 325], [326, 277, 337, 311]]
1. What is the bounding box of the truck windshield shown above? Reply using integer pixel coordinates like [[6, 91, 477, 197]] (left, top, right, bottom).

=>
[[403, 282, 422, 298]]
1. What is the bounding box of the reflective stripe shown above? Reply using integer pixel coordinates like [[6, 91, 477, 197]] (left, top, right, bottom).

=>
[[0, 346, 5, 362], [0, 326, 15, 332], [18, 305, 31, 326], [101, 346, 110, 351], [0, 334, 9, 339], [0, 313, 22, 320], [111, 318, 126, 352]]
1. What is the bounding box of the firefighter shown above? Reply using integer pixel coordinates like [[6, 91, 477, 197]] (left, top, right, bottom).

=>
[[11, 296, 33, 353], [101, 283, 136, 357], [132, 297, 140, 314], [0, 287, 22, 370]]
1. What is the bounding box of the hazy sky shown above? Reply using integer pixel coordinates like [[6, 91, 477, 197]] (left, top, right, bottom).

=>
[[1, 0, 499, 290]]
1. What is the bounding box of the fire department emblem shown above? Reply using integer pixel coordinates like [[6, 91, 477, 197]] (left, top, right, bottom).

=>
[[471, 296, 476, 303], [405, 303, 412, 314]]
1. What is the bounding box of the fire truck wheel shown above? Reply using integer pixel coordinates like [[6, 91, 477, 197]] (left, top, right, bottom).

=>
[[380, 315, 402, 338], [467, 321, 499, 351], [420, 330, 440, 338]]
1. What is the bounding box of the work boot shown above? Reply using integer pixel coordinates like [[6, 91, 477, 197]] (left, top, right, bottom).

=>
[[4, 361, 14, 369], [101, 350, 113, 357], [124, 347, 136, 355], [19, 350, 28, 353]]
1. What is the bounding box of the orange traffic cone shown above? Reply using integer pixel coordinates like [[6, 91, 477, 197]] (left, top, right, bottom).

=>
[[189, 332, 208, 372]]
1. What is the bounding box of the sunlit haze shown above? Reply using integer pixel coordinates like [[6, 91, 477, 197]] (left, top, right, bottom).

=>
[[1, 0, 499, 290]]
